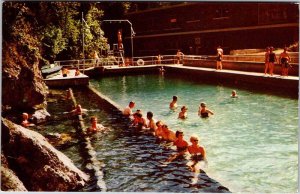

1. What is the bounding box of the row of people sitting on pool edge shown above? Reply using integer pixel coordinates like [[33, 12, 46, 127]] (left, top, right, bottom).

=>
[[123, 103, 207, 171]]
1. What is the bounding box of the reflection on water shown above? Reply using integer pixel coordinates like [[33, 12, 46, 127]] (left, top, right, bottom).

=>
[[90, 74, 298, 193]]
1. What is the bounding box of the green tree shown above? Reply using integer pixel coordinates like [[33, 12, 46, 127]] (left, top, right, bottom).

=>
[[83, 5, 108, 58]]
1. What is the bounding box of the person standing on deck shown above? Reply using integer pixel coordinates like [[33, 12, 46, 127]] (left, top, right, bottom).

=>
[[216, 46, 223, 70], [93, 51, 100, 66], [176, 50, 184, 64], [157, 54, 163, 64], [264, 47, 270, 75], [279, 47, 291, 76], [268, 47, 277, 76], [117, 29, 123, 50]]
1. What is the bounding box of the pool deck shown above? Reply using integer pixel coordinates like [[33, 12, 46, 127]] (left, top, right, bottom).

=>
[[86, 64, 298, 97], [44, 70, 89, 87]]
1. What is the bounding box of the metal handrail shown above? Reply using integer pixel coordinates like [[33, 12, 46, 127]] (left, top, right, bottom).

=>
[[52, 54, 299, 71]]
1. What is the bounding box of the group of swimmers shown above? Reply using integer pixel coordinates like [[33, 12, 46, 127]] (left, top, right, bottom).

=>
[[121, 90, 239, 171]]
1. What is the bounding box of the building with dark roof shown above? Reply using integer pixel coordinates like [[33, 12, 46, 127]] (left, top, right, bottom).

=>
[[124, 2, 298, 56]]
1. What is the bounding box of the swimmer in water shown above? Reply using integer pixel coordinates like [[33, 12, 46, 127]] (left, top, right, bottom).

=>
[[161, 124, 176, 142], [69, 104, 88, 116], [178, 106, 188, 119], [21, 113, 35, 127], [146, 111, 157, 133], [86, 116, 105, 134], [166, 130, 188, 162], [198, 102, 214, 118], [169, 96, 178, 109], [231, 90, 238, 98], [187, 135, 207, 172], [123, 101, 135, 117], [155, 121, 164, 139]]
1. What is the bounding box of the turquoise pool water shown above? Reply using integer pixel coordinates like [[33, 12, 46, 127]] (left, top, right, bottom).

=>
[[90, 74, 298, 193]]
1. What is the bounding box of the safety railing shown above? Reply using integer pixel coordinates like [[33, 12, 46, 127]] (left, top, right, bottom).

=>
[[53, 53, 299, 72]]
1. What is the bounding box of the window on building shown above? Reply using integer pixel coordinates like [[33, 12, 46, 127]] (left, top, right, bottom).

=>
[[213, 8, 230, 19]]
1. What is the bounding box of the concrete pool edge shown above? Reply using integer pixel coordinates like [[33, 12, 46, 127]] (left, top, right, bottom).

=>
[[85, 65, 298, 98]]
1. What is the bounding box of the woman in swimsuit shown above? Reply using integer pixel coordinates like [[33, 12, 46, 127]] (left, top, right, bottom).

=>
[[279, 47, 291, 76], [187, 135, 207, 172], [264, 47, 270, 75], [268, 46, 277, 76], [198, 102, 214, 118]]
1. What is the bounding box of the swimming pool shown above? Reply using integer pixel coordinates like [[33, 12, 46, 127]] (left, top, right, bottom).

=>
[[89, 74, 298, 193]]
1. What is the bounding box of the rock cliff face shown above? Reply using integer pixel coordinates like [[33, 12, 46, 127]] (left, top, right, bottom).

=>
[[2, 42, 48, 110], [1, 118, 89, 191]]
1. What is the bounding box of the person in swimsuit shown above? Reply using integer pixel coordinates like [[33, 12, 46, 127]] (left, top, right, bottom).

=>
[[198, 102, 214, 118], [157, 54, 163, 64], [231, 90, 238, 98], [216, 46, 223, 70], [161, 124, 176, 142], [75, 68, 80, 76], [174, 130, 188, 152], [146, 111, 157, 133], [166, 130, 188, 162], [178, 106, 188, 119], [69, 104, 88, 117], [264, 47, 270, 75], [187, 135, 207, 172], [21, 113, 35, 127], [176, 50, 184, 64], [268, 46, 277, 76], [169, 95, 178, 109], [279, 47, 291, 76], [135, 112, 147, 130], [65, 89, 73, 100], [86, 116, 105, 134], [62, 67, 69, 77], [155, 120, 164, 138], [123, 101, 135, 117]]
